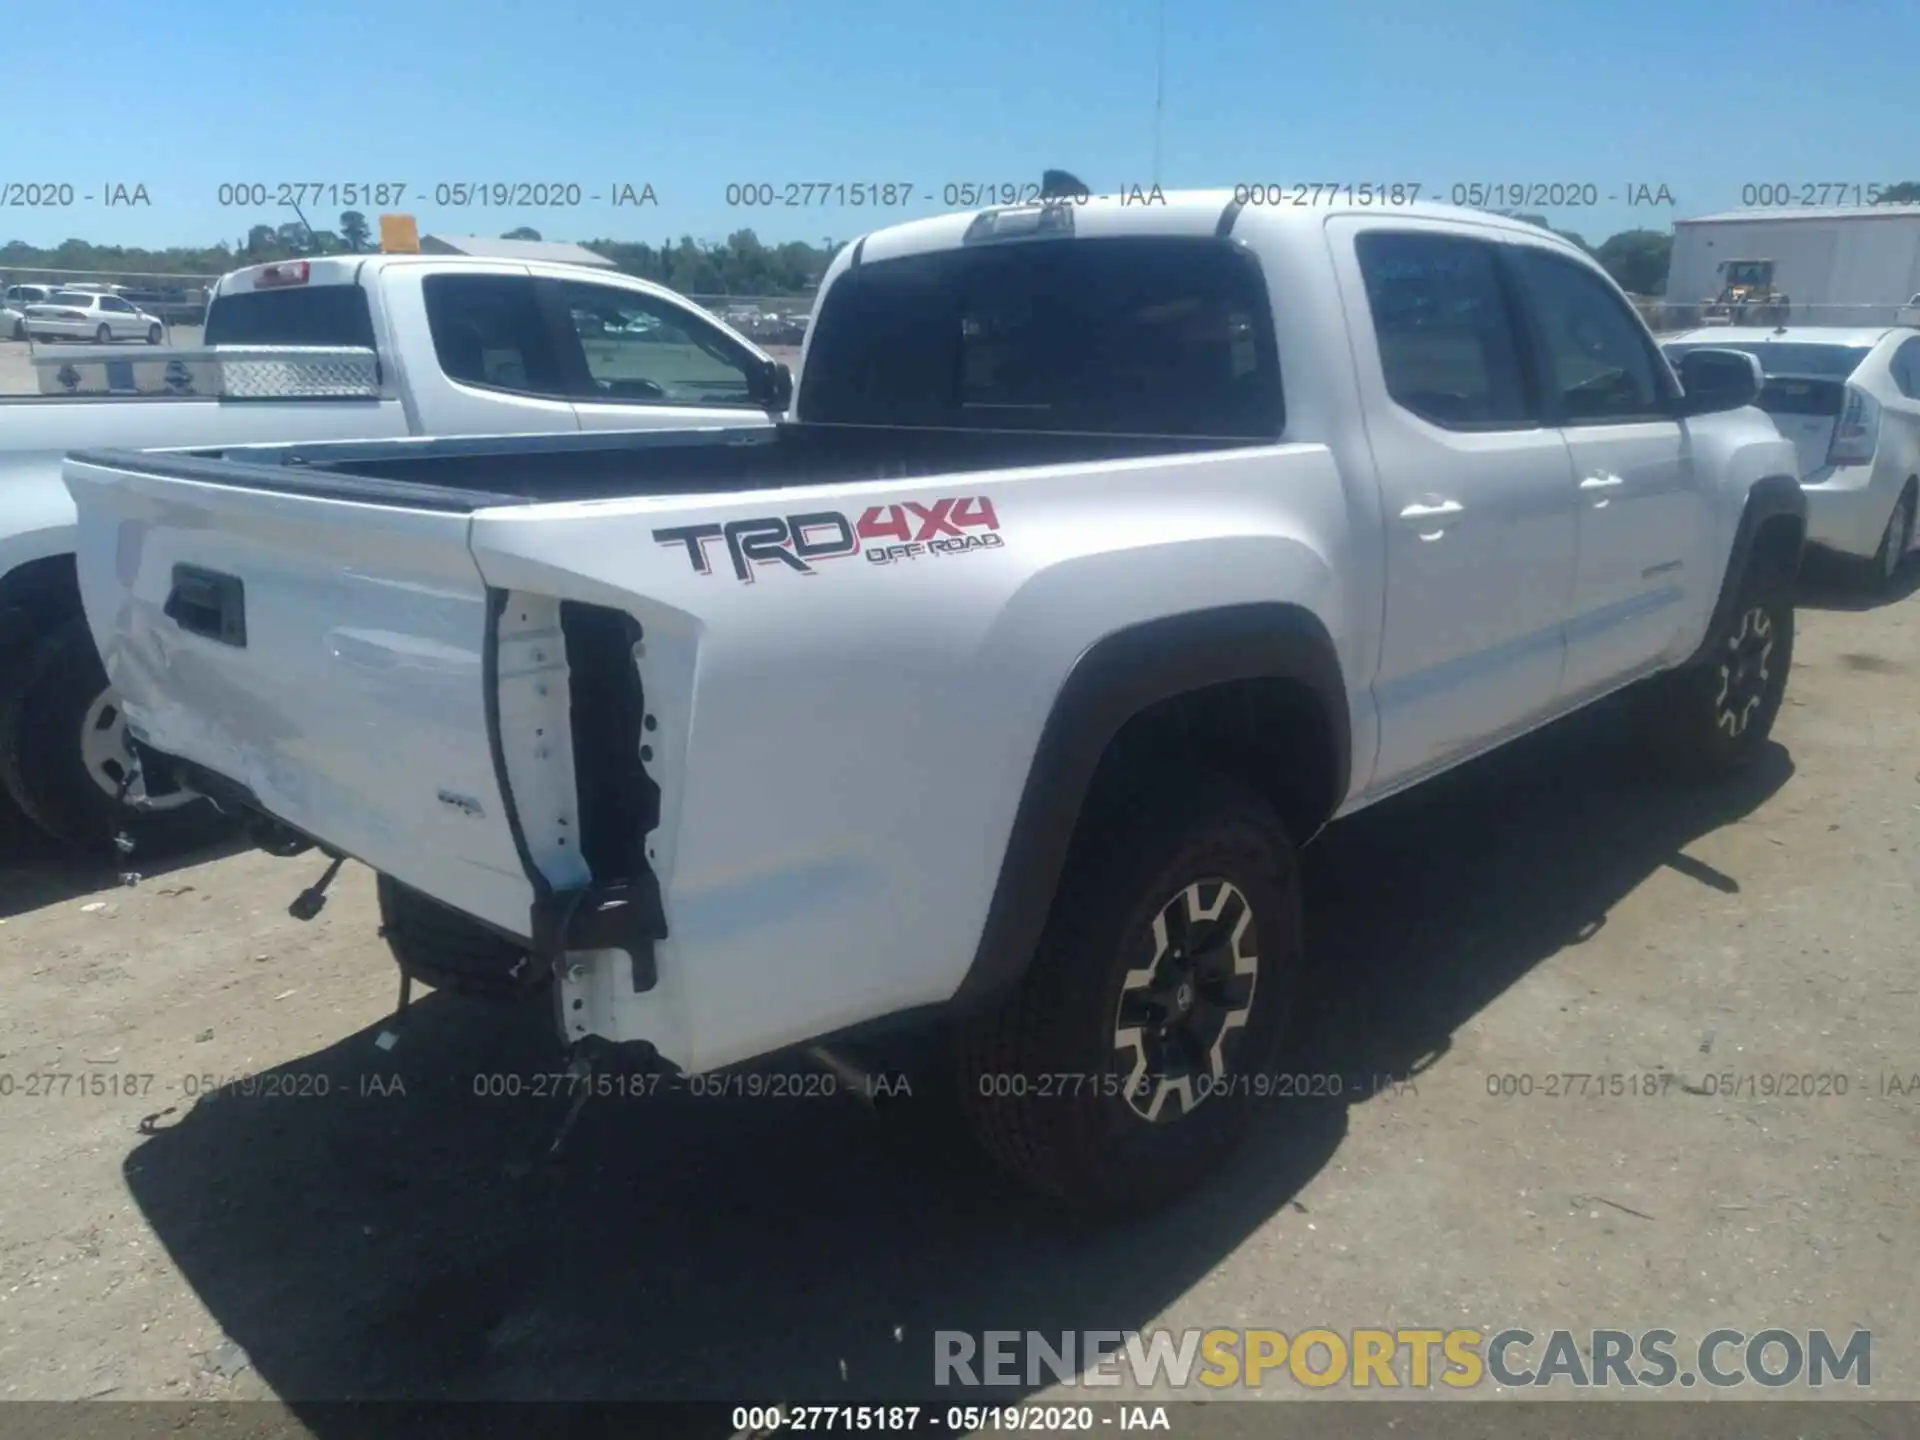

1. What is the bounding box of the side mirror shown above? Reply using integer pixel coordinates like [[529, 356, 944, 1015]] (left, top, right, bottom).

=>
[[1674, 348, 1762, 417], [753, 358, 794, 412]]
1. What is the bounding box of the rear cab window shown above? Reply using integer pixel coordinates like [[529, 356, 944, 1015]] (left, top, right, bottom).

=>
[[800, 236, 1283, 438], [205, 283, 377, 347]]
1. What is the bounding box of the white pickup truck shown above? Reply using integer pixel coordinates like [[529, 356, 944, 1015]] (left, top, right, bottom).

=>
[[0, 253, 791, 847], [69, 195, 1804, 1212]]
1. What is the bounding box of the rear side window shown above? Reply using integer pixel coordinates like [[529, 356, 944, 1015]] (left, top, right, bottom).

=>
[[801, 237, 1282, 438], [421, 274, 570, 396], [205, 284, 376, 347], [1893, 338, 1920, 400], [1354, 231, 1534, 429], [1755, 376, 1848, 418]]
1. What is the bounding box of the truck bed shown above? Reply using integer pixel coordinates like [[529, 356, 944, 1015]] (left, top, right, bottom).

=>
[[74, 422, 1256, 511]]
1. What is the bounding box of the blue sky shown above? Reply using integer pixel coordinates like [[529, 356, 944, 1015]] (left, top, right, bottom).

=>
[[6, 0, 1917, 253]]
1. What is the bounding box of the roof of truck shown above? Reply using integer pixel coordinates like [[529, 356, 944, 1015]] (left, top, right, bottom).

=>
[[418, 234, 616, 267], [213, 251, 644, 296], [848, 189, 1586, 269]]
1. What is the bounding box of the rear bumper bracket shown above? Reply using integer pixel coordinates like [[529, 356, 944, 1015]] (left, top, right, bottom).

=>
[[530, 873, 668, 993]]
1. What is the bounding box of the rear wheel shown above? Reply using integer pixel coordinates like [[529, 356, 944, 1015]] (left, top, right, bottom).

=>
[[0, 617, 230, 852], [8, 317, 22, 341], [376, 873, 544, 1002], [94, 323, 110, 344], [955, 771, 1301, 1214]]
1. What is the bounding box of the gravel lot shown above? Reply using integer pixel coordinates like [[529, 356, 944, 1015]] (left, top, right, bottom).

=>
[[0, 561, 1914, 1419]]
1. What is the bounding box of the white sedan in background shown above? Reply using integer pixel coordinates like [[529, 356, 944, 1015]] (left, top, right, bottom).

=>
[[23, 291, 165, 345], [1664, 326, 1920, 593]]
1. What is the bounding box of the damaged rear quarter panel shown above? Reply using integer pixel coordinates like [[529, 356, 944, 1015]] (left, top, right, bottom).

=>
[[466, 444, 1349, 1074]]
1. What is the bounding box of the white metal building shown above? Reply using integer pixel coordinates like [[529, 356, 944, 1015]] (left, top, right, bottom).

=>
[[1666, 207, 1920, 326]]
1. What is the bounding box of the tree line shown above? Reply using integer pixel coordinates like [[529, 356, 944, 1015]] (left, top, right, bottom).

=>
[[5, 181, 1918, 299], [0, 214, 837, 297]]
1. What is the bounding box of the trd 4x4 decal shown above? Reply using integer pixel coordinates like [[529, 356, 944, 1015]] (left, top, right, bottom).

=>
[[654, 497, 1003, 583]]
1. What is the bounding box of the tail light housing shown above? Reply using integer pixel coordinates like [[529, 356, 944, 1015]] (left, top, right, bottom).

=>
[[1828, 385, 1881, 467]]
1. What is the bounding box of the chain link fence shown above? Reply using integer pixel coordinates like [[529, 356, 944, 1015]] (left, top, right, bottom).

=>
[[1636, 298, 1920, 335], [680, 294, 817, 347]]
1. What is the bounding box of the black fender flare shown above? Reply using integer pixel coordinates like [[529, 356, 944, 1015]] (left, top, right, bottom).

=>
[[949, 602, 1349, 1014], [1682, 474, 1806, 669]]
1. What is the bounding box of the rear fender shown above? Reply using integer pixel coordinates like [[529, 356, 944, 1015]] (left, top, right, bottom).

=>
[[949, 602, 1348, 1014]]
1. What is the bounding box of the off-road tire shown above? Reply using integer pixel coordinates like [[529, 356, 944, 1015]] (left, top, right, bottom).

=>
[[955, 771, 1302, 1214], [376, 873, 544, 1002], [1650, 569, 1794, 779], [0, 618, 231, 853]]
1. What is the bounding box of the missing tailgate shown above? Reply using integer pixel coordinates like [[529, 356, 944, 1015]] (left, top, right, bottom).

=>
[[523, 600, 667, 992]]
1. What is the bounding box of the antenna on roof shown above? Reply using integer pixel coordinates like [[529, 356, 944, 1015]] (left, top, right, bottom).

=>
[[1041, 169, 1089, 201], [285, 196, 320, 255]]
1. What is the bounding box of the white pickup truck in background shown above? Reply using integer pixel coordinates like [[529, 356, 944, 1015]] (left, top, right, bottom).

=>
[[0, 253, 792, 848], [70, 195, 1806, 1211]]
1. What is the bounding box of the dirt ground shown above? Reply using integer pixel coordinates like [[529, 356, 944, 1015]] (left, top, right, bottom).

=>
[[0, 563, 1915, 1422]]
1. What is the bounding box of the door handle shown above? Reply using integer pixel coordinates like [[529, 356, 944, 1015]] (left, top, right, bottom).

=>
[[164, 564, 247, 647], [1579, 474, 1625, 490], [1398, 499, 1464, 521]]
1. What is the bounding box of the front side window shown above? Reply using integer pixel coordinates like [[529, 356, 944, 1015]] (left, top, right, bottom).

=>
[[1355, 231, 1534, 429], [1510, 247, 1669, 423], [557, 281, 756, 405]]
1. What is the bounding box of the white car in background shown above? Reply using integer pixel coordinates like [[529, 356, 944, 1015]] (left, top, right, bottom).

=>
[[2, 284, 63, 340], [1663, 326, 1920, 593], [23, 290, 165, 345]]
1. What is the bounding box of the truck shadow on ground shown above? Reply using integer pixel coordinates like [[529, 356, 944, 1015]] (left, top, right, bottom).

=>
[[1792, 553, 1920, 612], [118, 700, 1791, 1420], [0, 802, 249, 918]]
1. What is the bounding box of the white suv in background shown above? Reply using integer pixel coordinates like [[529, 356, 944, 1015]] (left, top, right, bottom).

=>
[[2, 284, 62, 340], [1664, 327, 1920, 593]]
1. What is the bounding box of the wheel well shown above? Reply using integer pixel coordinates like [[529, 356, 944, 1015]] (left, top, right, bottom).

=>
[[1748, 512, 1806, 589], [0, 554, 81, 660], [1088, 676, 1341, 845]]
